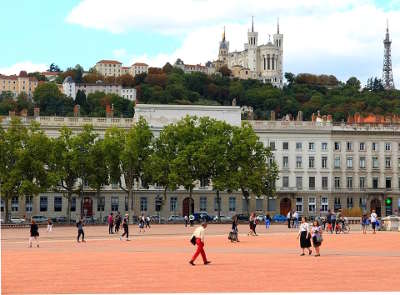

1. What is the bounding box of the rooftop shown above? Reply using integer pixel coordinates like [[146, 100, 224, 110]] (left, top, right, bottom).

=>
[[97, 60, 122, 65]]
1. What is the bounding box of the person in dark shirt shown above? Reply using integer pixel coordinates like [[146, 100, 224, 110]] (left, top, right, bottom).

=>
[[120, 214, 130, 241], [115, 212, 121, 233], [77, 218, 86, 243], [29, 220, 40, 248]]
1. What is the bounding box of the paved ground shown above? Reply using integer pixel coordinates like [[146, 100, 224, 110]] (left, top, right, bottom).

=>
[[2, 223, 400, 294]]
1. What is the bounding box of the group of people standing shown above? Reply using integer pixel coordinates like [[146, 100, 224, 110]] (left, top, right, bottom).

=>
[[297, 217, 323, 257], [107, 212, 130, 240], [287, 210, 299, 228]]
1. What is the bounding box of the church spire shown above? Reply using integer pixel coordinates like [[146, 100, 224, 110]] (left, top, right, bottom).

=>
[[251, 16, 254, 32], [222, 26, 226, 42], [277, 17, 280, 34]]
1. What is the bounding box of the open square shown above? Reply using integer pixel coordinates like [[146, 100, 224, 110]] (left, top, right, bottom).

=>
[[2, 224, 400, 294]]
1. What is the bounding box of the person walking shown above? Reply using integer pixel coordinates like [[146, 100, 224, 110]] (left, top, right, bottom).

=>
[[108, 213, 114, 234], [114, 212, 121, 233], [293, 211, 299, 228], [326, 210, 332, 233], [139, 215, 145, 233], [145, 216, 151, 228], [361, 213, 368, 234], [287, 211, 292, 228], [189, 222, 211, 265], [331, 211, 336, 234], [265, 214, 271, 229], [47, 218, 53, 232], [120, 214, 130, 241], [189, 214, 195, 227], [29, 219, 40, 248], [370, 210, 378, 234], [229, 215, 239, 242], [184, 215, 189, 227], [311, 220, 323, 257], [297, 217, 312, 256], [248, 213, 257, 236], [77, 218, 85, 243]]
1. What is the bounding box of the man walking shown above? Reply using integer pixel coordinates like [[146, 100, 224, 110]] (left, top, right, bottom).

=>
[[370, 210, 378, 234], [189, 222, 211, 266], [115, 212, 121, 233], [77, 218, 85, 243], [108, 213, 114, 234], [120, 214, 130, 241], [184, 215, 189, 227], [287, 211, 292, 229]]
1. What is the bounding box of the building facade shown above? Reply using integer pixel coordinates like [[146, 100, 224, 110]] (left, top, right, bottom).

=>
[[215, 19, 283, 87], [95, 60, 123, 77], [130, 63, 149, 77], [0, 71, 38, 99], [63, 76, 136, 101], [1, 107, 399, 221]]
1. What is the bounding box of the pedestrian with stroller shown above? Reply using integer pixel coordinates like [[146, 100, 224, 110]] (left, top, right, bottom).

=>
[[297, 217, 312, 256], [229, 215, 239, 242], [189, 222, 211, 266], [120, 214, 130, 241], [77, 218, 85, 243], [47, 218, 53, 232], [311, 220, 323, 257], [29, 219, 40, 248]]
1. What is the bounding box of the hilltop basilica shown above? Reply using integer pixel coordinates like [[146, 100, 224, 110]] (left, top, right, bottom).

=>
[[214, 18, 283, 87]]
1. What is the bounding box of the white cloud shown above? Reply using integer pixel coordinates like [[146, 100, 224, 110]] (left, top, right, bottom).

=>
[[0, 61, 48, 75], [64, 0, 400, 86], [113, 48, 127, 58]]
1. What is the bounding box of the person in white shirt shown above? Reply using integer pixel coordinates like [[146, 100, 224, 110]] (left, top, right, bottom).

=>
[[370, 210, 378, 234], [189, 222, 211, 266], [287, 211, 292, 229], [297, 217, 312, 256], [293, 212, 299, 228]]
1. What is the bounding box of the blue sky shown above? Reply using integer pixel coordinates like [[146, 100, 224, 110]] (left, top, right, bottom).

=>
[[1, 0, 399, 87]]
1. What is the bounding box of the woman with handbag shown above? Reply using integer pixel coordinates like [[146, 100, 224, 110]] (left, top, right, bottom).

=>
[[297, 217, 312, 256], [311, 220, 323, 257]]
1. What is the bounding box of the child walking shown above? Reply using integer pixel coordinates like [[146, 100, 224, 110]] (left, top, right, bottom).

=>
[[47, 218, 53, 232]]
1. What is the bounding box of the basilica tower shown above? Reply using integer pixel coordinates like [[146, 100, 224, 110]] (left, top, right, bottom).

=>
[[218, 27, 229, 65], [247, 17, 258, 72]]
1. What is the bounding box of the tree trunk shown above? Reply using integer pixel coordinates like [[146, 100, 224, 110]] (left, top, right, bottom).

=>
[[5, 197, 10, 223], [216, 190, 221, 223], [189, 187, 193, 215], [66, 192, 72, 224]]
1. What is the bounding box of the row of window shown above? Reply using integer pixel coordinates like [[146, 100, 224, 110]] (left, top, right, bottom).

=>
[[282, 176, 400, 190], [282, 155, 400, 169], [295, 196, 367, 213], [272, 141, 399, 152], [1, 196, 264, 213]]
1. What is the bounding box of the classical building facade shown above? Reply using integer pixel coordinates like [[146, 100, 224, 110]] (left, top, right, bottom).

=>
[[0, 71, 38, 99], [94, 60, 149, 78], [1, 106, 399, 221], [215, 19, 283, 87], [62, 76, 136, 101]]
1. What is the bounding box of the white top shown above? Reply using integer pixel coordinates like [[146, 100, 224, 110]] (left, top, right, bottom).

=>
[[299, 222, 309, 233], [287, 212, 291, 218], [192, 226, 205, 242], [371, 213, 378, 223], [294, 212, 299, 219]]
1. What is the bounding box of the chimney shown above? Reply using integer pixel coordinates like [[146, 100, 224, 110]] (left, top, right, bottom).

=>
[[8, 110, 15, 117], [74, 105, 80, 117], [270, 110, 275, 121], [34, 107, 40, 118], [296, 111, 303, 121], [20, 109, 28, 117]]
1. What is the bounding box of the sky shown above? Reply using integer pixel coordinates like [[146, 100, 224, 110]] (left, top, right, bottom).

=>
[[1, 0, 400, 87]]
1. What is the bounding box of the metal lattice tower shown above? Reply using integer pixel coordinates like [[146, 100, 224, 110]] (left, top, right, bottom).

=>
[[382, 20, 395, 90]]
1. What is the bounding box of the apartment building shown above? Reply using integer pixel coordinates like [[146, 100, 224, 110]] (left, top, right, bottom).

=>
[[129, 62, 148, 77], [1, 107, 399, 221], [95, 60, 123, 77], [0, 71, 38, 99]]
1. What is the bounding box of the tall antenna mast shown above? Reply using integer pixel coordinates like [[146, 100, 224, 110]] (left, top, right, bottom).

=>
[[382, 19, 395, 89]]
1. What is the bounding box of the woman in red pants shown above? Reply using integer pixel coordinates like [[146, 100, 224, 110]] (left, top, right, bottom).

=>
[[189, 222, 211, 266]]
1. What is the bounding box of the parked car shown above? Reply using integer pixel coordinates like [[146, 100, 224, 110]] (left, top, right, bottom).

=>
[[212, 215, 232, 223], [55, 216, 67, 223], [10, 217, 26, 224], [236, 214, 250, 222], [272, 214, 287, 223], [31, 215, 48, 224], [150, 215, 166, 223], [168, 215, 185, 223], [193, 212, 213, 222], [256, 215, 266, 222]]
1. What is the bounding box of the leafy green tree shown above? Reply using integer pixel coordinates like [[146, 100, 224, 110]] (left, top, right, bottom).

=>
[[346, 77, 361, 90], [33, 82, 74, 116], [104, 117, 153, 215], [48, 63, 61, 72]]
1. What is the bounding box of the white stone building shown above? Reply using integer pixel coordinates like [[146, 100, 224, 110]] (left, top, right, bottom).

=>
[[63, 76, 136, 101], [1, 106, 399, 222], [130, 63, 149, 77], [216, 19, 283, 87]]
